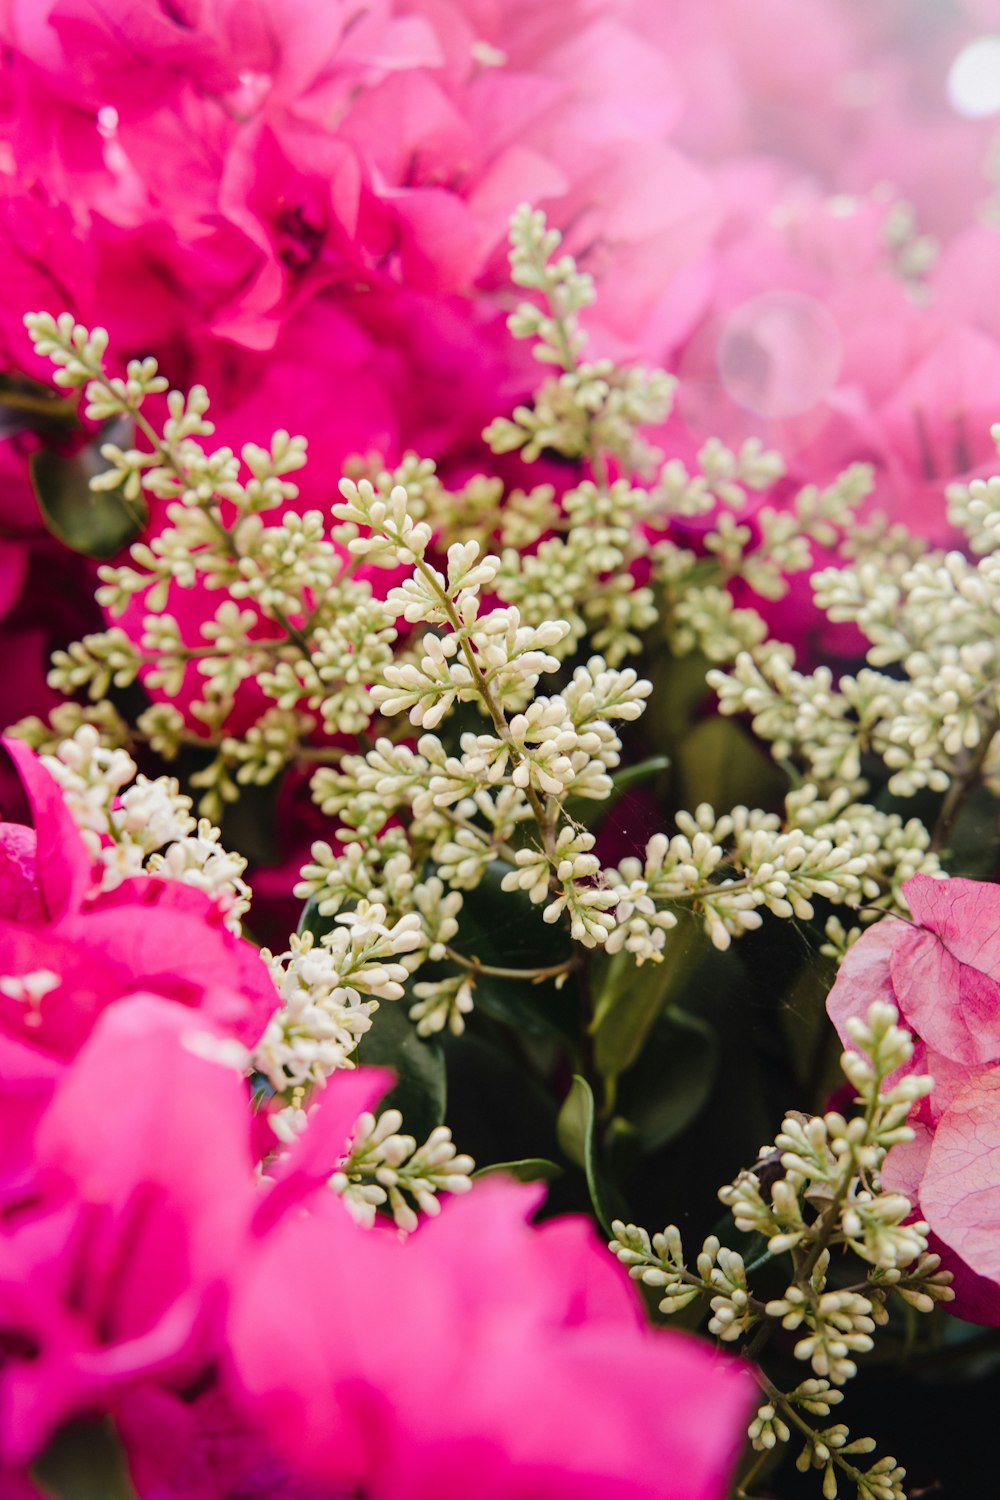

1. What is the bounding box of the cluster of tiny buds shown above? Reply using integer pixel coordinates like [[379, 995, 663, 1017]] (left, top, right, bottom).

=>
[[329, 1108, 475, 1233], [38, 725, 250, 928], [608, 1000, 949, 1500]]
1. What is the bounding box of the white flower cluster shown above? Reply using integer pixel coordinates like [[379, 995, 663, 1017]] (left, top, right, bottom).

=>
[[650, 462, 873, 663], [707, 448, 1000, 824], [18, 209, 976, 1096], [294, 502, 659, 969], [255, 903, 423, 1091], [483, 203, 674, 471], [599, 791, 933, 959], [330, 1107, 475, 1233], [37, 725, 250, 927], [23, 311, 364, 820], [610, 1001, 951, 1500], [25, 346, 925, 1068], [20, 211, 868, 833]]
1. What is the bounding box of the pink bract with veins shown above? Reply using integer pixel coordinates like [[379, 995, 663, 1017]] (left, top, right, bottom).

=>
[[827, 874, 1000, 1324]]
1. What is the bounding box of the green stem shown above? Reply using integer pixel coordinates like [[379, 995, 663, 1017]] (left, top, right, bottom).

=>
[[443, 946, 578, 984], [752, 1370, 872, 1493], [409, 551, 553, 842]]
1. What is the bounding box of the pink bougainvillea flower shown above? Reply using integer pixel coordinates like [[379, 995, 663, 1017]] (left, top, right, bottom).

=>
[[827, 874, 1000, 1323], [229, 1173, 753, 1500], [630, 0, 999, 237], [828, 875, 1000, 1070], [0, 995, 257, 1466], [665, 179, 1000, 536], [910, 1067, 1000, 1323], [116, 1381, 349, 1500], [2, 0, 996, 756], [1, 736, 96, 918], [0, 822, 42, 924], [0, 737, 277, 1048], [0, 739, 277, 1202]]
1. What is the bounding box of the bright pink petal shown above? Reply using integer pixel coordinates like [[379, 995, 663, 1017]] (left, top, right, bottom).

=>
[[1, 740, 95, 920], [0, 915, 124, 1057], [62, 879, 279, 1046], [0, 996, 257, 1462], [0, 824, 42, 922], [255, 1066, 394, 1231], [230, 1180, 753, 1498]]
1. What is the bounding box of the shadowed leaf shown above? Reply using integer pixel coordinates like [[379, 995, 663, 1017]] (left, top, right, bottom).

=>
[[30, 416, 145, 559]]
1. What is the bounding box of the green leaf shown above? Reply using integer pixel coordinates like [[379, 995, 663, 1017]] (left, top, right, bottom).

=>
[[33, 1418, 136, 1500], [590, 925, 709, 1096], [620, 1007, 718, 1154], [0, 371, 78, 439], [30, 416, 146, 559], [358, 996, 447, 1144], [296, 893, 325, 939], [644, 648, 714, 755], [472, 1157, 563, 1183], [673, 715, 787, 814], [556, 1074, 613, 1234], [220, 775, 283, 867], [448, 862, 580, 1042], [608, 754, 671, 795], [778, 956, 842, 1095]]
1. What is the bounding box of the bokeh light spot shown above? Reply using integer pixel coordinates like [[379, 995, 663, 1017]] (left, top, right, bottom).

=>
[[947, 36, 1000, 119]]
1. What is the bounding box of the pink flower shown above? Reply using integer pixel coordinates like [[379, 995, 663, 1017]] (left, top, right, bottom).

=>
[[0, 738, 277, 1202], [229, 1102, 754, 1500], [116, 1382, 346, 1500], [665, 178, 1000, 536], [631, 0, 998, 237], [0, 739, 277, 1052], [827, 874, 1000, 1324], [0, 996, 257, 1465]]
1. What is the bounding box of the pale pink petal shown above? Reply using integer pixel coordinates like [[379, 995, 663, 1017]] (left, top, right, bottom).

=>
[[890, 876, 1000, 1066], [918, 1066, 1000, 1326], [825, 913, 900, 1045]]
